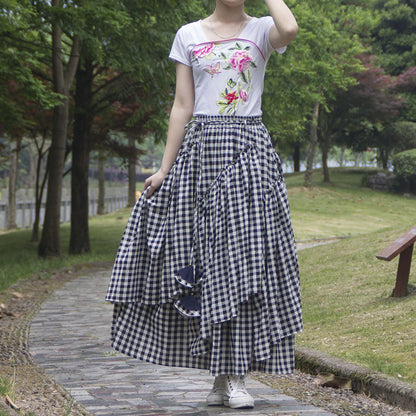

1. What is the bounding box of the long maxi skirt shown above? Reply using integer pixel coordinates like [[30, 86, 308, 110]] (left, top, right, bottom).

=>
[[105, 115, 302, 376]]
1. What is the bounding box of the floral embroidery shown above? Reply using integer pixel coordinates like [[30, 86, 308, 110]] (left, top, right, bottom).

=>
[[218, 81, 249, 114], [239, 90, 248, 103], [203, 62, 221, 78], [192, 40, 257, 114], [229, 50, 253, 73], [216, 43, 255, 114], [192, 43, 215, 60], [225, 91, 239, 104]]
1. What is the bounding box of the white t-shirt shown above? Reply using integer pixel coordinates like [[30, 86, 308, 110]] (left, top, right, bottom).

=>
[[169, 16, 286, 116]]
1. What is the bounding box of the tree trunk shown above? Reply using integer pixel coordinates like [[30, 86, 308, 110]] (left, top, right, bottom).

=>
[[39, 102, 68, 256], [355, 152, 360, 168], [380, 149, 389, 170], [339, 146, 345, 167], [28, 142, 37, 191], [7, 139, 21, 230], [69, 57, 93, 255], [38, 4, 80, 257], [304, 102, 320, 187], [319, 110, 330, 183], [97, 150, 105, 215], [293, 142, 300, 172], [321, 145, 330, 183], [31, 138, 49, 242], [128, 134, 137, 207]]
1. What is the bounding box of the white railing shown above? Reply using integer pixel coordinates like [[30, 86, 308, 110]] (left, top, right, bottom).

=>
[[0, 188, 129, 231]]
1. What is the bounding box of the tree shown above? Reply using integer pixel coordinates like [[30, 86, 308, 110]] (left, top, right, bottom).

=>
[[325, 55, 405, 172], [371, 0, 416, 154], [371, 0, 416, 76], [256, 0, 366, 183], [38, 0, 81, 257], [68, 0, 203, 254], [37, 0, 133, 256], [395, 66, 416, 121], [70, 52, 93, 254], [0, 76, 54, 232], [7, 139, 21, 229], [0, 1, 57, 132]]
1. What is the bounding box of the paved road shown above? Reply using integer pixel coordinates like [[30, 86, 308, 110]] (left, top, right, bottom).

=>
[[30, 270, 335, 416]]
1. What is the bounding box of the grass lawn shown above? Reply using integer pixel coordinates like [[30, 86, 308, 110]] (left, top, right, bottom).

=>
[[0, 209, 131, 292], [286, 168, 416, 384], [0, 169, 415, 384]]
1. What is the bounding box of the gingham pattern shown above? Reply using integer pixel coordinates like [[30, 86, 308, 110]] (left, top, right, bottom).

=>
[[106, 115, 302, 374], [111, 298, 295, 376]]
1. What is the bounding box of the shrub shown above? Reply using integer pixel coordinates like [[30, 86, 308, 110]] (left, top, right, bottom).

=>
[[392, 149, 416, 193]]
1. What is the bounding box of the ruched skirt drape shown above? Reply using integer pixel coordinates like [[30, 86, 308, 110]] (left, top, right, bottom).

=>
[[106, 115, 302, 376]]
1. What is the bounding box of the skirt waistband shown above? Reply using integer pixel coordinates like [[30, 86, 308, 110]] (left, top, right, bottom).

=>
[[186, 115, 263, 130]]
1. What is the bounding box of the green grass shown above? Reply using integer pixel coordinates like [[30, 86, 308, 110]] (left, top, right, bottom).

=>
[[297, 231, 416, 383], [0, 182, 147, 292], [285, 168, 416, 383], [286, 168, 415, 240], [0, 209, 130, 292], [0, 169, 416, 384]]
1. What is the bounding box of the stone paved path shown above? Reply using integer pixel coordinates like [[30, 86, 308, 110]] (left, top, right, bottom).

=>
[[29, 270, 335, 416]]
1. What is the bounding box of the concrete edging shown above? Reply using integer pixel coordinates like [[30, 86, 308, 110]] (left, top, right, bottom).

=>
[[295, 345, 416, 413]]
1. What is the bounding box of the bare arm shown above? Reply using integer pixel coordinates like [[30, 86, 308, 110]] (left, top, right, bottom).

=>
[[264, 0, 298, 49], [145, 62, 194, 197]]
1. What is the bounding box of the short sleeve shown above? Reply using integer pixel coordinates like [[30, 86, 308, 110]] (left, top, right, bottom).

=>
[[169, 26, 192, 67], [262, 16, 287, 56]]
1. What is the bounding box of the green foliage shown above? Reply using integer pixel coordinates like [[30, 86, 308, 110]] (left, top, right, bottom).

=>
[[0, 1, 59, 133], [262, 0, 366, 150], [392, 149, 416, 192], [371, 0, 416, 75], [393, 149, 416, 178], [382, 121, 416, 152]]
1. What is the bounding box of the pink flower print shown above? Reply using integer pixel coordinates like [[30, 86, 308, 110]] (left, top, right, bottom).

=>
[[193, 43, 215, 59], [229, 50, 253, 73], [225, 91, 239, 104], [239, 90, 248, 103]]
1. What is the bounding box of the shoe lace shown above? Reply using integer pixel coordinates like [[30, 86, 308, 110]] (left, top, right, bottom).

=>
[[227, 376, 248, 394]]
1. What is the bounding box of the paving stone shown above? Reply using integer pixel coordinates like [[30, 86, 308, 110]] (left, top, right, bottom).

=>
[[29, 271, 335, 416]]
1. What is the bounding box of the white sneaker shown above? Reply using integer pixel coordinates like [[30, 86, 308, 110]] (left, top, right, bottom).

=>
[[223, 375, 254, 409], [206, 375, 226, 406]]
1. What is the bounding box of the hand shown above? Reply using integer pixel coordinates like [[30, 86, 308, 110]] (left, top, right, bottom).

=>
[[144, 169, 167, 198]]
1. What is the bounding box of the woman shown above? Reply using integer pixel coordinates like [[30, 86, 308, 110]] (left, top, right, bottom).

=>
[[106, 0, 302, 409]]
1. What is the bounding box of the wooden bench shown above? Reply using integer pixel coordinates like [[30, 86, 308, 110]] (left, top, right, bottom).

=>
[[376, 225, 416, 297]]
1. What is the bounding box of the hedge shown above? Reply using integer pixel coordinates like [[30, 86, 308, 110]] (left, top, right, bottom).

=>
[[392, 149, 416, 193]]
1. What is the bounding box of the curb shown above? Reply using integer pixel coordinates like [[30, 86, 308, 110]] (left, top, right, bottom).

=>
[[295, 345, 416, 413]]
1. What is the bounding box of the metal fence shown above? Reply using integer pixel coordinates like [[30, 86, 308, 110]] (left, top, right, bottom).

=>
[[0, 188, 128, 231]]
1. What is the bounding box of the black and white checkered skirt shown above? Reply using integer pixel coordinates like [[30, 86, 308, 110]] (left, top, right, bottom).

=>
[[106, 115, 302, 376]]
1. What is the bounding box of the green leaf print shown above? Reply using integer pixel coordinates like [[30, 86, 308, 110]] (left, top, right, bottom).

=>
[[241, 71, 248, 84]]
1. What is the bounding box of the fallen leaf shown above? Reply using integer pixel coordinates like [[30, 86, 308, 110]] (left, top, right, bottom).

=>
[[4, 311, 20, 318], [11, 291, 24, 299], [316, 373, 352, 390], [5, 394, 20, 411]]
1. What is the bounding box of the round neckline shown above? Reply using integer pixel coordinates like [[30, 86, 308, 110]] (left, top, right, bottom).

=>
[[198, 17, 255, 43]]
